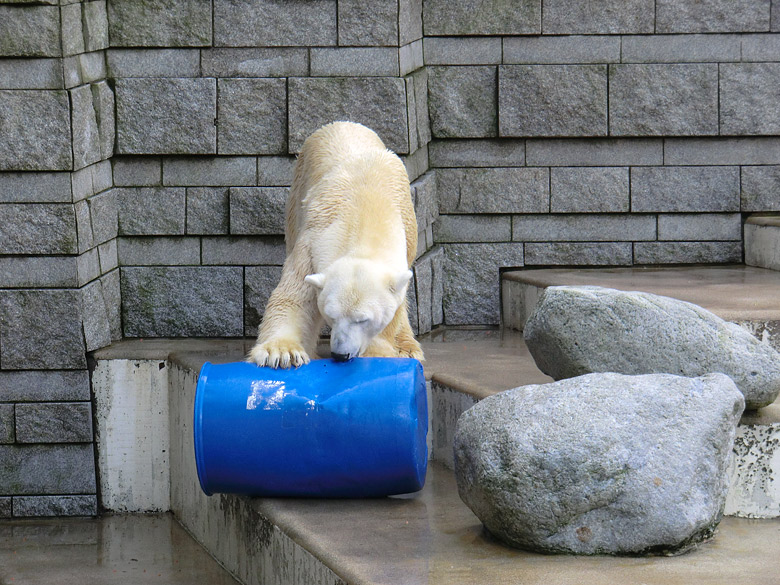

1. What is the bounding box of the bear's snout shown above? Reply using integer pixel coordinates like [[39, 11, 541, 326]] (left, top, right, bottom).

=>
[[331, 351, 353, 362]]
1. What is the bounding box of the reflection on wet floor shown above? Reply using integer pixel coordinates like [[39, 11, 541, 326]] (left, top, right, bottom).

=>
[[0, 513, 238, 585]]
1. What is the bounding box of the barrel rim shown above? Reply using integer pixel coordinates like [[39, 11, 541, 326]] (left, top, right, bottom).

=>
[[194, 361, 213, 496]]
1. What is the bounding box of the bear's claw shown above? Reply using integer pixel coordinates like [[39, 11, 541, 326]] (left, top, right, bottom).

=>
[[248, 340, 310, 369]]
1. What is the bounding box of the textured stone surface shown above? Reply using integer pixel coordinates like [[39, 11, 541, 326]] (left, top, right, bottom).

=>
[[201, 48, 308, 77], [70, 85, 102, 171], [244, 265, 284, 336], [513, 214, 655, 242], [550, 167, 629, 213], [163, 157, 255, 187], [115, 78, 216, 155], [526, 138, 662, 166], [288, 77, 408, 154], [631, 166, 740, 212], [217, 78, 286, 155], [117, 187, 186, 235], [621, 34, 741, 63], [0, 370, 90, 402], [229, 187, 287, 235], [721, 63, 780, 135], [656, 0, 770, 32], [0, 290, 87, 369], [0, 444, 96, 494], [108, 49, 201, 78], [61, 2, 84, 57], [112, 158, 161, 187], [83, 1, 109, 52], [454, 372, 744, 554], [542, 0, 654, 33], [524, 286, 780, 408], [121, 267, 244, 337], [634, 241, 743, 264], [423, 0, 540, 35], [742, 166, 780, 211], [503, 35, 620, 64], [424, 38, 502, 65], [16, 403, 93, 444], [609, 64, 719, 136], [499, 65, 607, 137], [0, 90, 72, 170], [428, 67, 497, 138], [201, 236, 286, 265], [0, 256, 78, 289], [433, 215, 511, 243], [0, 5, 60, 57], [81, 279, 114, 352], [0, 204, 77, 254], [525, 242, 633, 266], [0, 58, 63, 90], [186, 187, 229, 234], [118, 237, 200, 266], [108, 0, 212, 47], [214, 0, 336, 47], [338, 0, 398, 46], [92, 81, 116, 160], [437, 168, 548, 214], [0, 405, 13, 444], [311, 47, 399, 77], [429, 139, 524, 168], [258, 157, 295, 186], [89, 189, 119, 245], [658, 214, 742, 241], [442, 243, 523, 325], [13, 495, 97, 517]]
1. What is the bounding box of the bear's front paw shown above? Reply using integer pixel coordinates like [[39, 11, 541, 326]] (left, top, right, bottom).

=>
[[397, 338, 424, 362], [247, 339, 310, 369]]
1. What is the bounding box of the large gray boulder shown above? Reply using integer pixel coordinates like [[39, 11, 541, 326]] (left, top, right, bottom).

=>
[[523, 286, 780, 409], [454, 373, 745, 555]]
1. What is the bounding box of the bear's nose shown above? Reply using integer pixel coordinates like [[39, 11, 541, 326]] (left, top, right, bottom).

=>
[[331, 352, 352, 362]]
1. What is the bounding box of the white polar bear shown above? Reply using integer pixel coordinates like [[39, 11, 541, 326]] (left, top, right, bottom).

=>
[[248, 121, 424, 368]]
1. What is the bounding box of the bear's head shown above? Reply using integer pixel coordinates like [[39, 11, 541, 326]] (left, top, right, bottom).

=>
[[304, 257, 412, 361]]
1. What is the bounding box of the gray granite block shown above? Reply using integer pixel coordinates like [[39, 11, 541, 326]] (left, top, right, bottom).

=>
[[75, 200, 94, 254], [115, 78, 216, 155], [258, 157, 295, 186], [92, 81, 115, 161], [101, 270, 123, 341], [526, 138, 662, 166], [107, 49, 201, 78], [310, 47, 399, 76], [118, 237, 200, 266], [0, 405, 13, 444], [631, 167, 740, 212], [0, 497, 9, 518], [423, 0, 540, 34], [0, 5, 60, 57], [442, 243, 524, 326], [551, 167, 629, 213], [80, 279, 112, 352], [742, 34, 780, 60], [609, 64, 718, 136], [108, 0, 212, 47], [513, 214, 656, 242], [412, 171, 438, 228], [0, 444, 95, 494], [0, 172, 70, 203], [428, 66, 497, 138], [201, 48, 308, 77], [656, 0, 770, 32], [401, 40, 424, 77], [621, 34, 741, 63], [0, 290, 87, 369], [163, 157, 256, 187], [121, 266, 244, 337], [77, 248, 101, 287], [721, 63, 780, 135], [116, 187, 186, 235], [70, 85, 102, 171], [0, 90, 71, 171], [16, 403, 93, 444], [98, 240, 119, 275], [423, 37, 502, 65], [542, 0, 653, 33], [338, 0, 398, 46], [229, 187, 287, 235], [89, 189, 118, 245], [664, 137, 780, 165], [429, 139, 524, 168], [524, 242, 634, 266], [0, 58, 63, 90], [0, 204, 77, 254], [214, 0, 336, 47], [13, 495, 97, 517], [217, 78, 287, 155], [742, 166, 780, 211], [201, 236, 286, 266], [503, 35, 620, 64], [288, 77, 408, 154], [634, 242, 743, 264], [0, 256, 78, 289], [244, 265, 284, 336], [413, 251, 434, 334], [658, 213, 742, 241], [433, 215, 511, 243], [400, 0, 423, 44], [60, 2, 84, 57], [437, 168, 549, 214], [186, 187, 229, 234], [112, 158, 161, 187], [408, 67, 431, 148], [0, 371, 90, 403], [83, 1, 109, 52], [499, 65, 607, 137]]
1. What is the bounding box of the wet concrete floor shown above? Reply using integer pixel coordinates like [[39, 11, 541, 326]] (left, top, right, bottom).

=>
[[0, 513, 238, 585]]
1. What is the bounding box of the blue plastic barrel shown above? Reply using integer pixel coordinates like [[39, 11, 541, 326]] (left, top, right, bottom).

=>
[[194, 358, 428, 498]]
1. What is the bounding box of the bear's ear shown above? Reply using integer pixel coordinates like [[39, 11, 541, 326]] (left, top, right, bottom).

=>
[[390, 270, 413, 294], [304, 273, 326, 289]]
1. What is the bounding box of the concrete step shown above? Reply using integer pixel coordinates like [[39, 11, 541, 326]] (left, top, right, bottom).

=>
[[746, 215, 780, 272]]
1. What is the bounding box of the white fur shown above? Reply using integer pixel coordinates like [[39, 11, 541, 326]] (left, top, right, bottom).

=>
[[248, 122, 423, 368]]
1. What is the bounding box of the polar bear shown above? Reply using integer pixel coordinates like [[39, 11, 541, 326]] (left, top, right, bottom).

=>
[[248, 121, 424, 368]]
